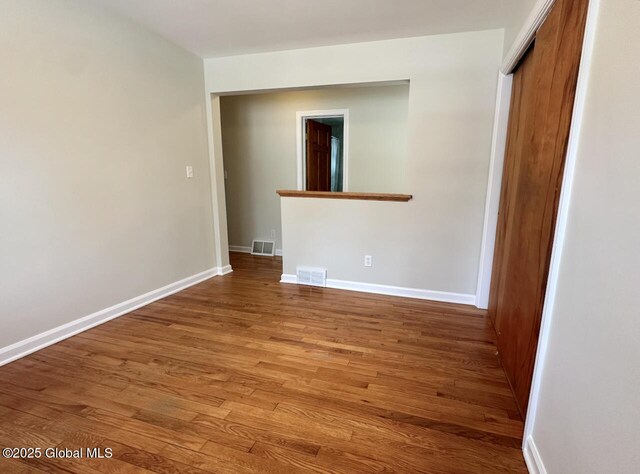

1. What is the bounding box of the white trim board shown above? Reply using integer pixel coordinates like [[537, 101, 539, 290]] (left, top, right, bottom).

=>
[[296, 109, 350, 191], [523, 0, 601, 451], [280, 274, 476, 306], [0, 266, 231, 367], [502, 0, 556, 74], [475, 73, 513, 309], [228, 245, 251, 253], [523, 436, 547, 474], [229, 245, 283, 257], [206, 95, 228, 271], [218, 265, 234, 275]]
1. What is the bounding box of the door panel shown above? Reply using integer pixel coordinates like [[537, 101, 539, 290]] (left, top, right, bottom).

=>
[[489, 0, 589, 417], [306, 119, 332, 191], [489, 46, 538, 389]]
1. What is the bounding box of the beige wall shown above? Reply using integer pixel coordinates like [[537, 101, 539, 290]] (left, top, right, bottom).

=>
[[529, 1, 640, 472], [0, 0, 215, 349], [221, 85, 409, 250], [205, 30, 503, 296], [502, 0, 539, 60]]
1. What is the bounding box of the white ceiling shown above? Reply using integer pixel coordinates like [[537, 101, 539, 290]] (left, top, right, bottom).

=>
[[91, 0, 507, 58]]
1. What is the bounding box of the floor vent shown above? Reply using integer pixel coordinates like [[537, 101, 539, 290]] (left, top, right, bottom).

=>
[[251, 240, 275, 256], [296, 266, 327, 287]]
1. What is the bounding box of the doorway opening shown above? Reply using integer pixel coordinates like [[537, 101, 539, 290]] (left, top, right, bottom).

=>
[[296, 110, 349, 192]]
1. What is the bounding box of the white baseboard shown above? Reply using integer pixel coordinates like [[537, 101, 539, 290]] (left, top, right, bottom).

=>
[[280, 274, 297, 284], [229, 245, 283, 256], [280, 274, 476, 305], [0, 266, 226, 367], [228, 245, 252, 253], [218, 264, 233, 275], [523, 436, 547, 474]]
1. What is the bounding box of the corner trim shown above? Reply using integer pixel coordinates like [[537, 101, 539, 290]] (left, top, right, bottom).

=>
[[0, 267, 221, 367], [523, 436, 547, 474], [217, 265, 234, 276], [280, 274, 476, 306], [502, 0, 556, 74], [205, 95, 227, 273]]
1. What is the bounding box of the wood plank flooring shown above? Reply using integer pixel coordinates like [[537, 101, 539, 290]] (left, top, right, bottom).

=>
[[0, 253, 526, 473]]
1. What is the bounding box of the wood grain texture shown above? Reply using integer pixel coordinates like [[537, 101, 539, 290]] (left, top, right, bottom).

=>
[[0, 253, 525, 472], [305, 119, 332, 192], [488, 45, 536, 329], [488, 0, 589, 417], [276, 190, 413, 201]]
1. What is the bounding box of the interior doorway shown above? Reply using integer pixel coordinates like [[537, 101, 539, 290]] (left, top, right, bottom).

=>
[[297, 110, 349, 192], [305, 117, 344, 192]]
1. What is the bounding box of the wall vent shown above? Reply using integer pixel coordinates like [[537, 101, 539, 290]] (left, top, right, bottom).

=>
[[251, 240, 275, 256], [296, 266, 327, 287]]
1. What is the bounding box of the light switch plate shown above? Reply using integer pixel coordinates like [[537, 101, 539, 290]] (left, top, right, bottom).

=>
[[186, 166, 194, 178]]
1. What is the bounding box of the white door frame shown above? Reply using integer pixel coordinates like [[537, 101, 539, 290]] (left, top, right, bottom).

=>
[[296, 109, 349, 191], [475, 73, 513, 310]]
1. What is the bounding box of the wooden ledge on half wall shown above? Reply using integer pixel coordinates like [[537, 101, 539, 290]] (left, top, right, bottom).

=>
[[276, 190, 413, 202]]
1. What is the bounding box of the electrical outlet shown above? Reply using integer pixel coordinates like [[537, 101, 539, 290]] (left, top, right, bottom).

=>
[[270, 229, 276, 239], [186, 166, 194, 178], [364, 255, 372, 267]]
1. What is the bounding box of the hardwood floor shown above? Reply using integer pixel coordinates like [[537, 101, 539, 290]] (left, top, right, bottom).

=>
[[0, 253, 526, 473]]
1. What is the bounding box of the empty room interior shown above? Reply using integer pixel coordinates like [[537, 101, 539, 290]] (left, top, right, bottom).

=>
[[1, 0, 638, 473]]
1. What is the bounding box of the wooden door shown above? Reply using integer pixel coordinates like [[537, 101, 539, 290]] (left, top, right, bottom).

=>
[[489, 0, 589, 417], [306, 119, 332, 191]]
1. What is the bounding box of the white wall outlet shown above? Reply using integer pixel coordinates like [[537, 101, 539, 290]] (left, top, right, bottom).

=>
[[270, 229, 276, 239], [186, 165, 194, 178], [364, 255, 372, 267]]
